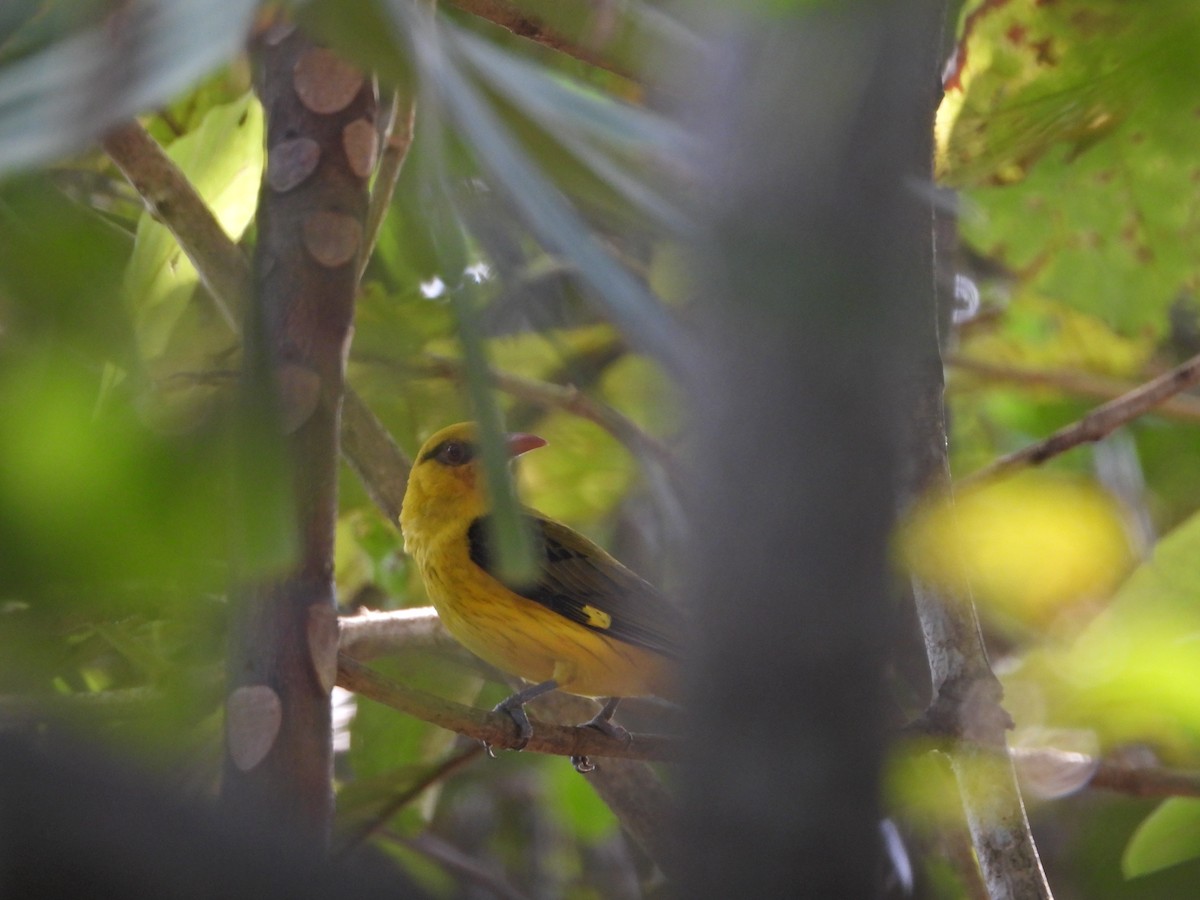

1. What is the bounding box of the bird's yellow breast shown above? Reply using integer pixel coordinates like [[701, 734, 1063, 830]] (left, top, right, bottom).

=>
[[410, 526, 670, 700]]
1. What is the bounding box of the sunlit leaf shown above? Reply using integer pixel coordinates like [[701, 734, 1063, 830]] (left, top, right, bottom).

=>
[[123, 92, 262, 362], [899, 473, 1134, 629], [1007, 509, 1200, 752], [1123, 798, 1200, 879]]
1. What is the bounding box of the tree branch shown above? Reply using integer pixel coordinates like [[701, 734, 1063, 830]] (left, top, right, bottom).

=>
[[335, 745, 485, 854], [407, 352, 675, 467], [338, 606, 446, 658], [335, 653, 677, 762], [443, 0, 637, 81], [220, 27, 377, 846], [358, 87, 416, 285], [947, 355, 1200, 425], [1013, 747, 1200, 800], [960, 349, 1200, 487]]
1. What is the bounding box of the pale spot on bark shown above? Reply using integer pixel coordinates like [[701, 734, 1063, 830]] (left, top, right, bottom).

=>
[[275, 362, 322, 433], [293, 48, 364, 115], [268, 137, 320, 192], [342, 118, 378, 179], [226, 684, 283, 771], [302, 210, 362, 268]]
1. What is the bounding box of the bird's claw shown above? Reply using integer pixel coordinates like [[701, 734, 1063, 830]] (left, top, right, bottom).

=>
[[571, 755, 596, 773], [586, 717, 632, 745], [489, 697, 534, 754]]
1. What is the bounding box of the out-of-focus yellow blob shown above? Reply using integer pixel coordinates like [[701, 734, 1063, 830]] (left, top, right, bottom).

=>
[[899, 474, 1134, 628]]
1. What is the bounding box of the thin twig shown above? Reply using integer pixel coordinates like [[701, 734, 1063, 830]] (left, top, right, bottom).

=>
[[358, 87, 416, 285], [379, 351, 676, 468], [1013, 747, 1200, 799], [336, 745, 484, 855], [396, 832, 536, 900], [336, 653, 677, 762], [340, 387, 412, 523], [444, 0, 636, 81], [947, 355, 1200, 424], [960, 350, 1200, 487]]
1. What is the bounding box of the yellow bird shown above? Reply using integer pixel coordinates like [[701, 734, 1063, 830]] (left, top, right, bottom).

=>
[[400, 422, 679, 754]]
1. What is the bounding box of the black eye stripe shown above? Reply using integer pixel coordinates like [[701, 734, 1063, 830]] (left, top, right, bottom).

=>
[[421, 439, 475, 467]]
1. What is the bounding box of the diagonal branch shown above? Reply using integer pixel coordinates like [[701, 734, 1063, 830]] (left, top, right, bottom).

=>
[[444, 0, 636, 80], [960, 350, 1200, 488], [405, 351, 675, 467], [947, 355, 1200, 425]]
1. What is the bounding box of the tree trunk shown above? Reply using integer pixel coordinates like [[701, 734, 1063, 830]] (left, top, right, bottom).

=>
[[221, 22, 376, 850], [680, 2, 949, 894]]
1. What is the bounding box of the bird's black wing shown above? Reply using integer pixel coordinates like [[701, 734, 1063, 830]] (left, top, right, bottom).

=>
[[467, 514, 682, 659]]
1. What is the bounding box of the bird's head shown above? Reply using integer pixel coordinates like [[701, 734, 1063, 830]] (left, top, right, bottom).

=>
[[400, 421, 546, 550]]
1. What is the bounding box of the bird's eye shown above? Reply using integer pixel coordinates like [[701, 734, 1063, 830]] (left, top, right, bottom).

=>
[[435, 440, 474, 467]]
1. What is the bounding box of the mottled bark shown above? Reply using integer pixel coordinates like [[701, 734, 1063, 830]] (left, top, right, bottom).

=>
[[221, 23, 376, 849]]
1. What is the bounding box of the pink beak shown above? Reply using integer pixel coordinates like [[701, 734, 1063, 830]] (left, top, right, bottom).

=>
[[506, 432, 547, 458]]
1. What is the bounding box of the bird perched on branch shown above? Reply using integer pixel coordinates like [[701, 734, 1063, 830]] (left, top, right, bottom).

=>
[[400, 422, 680, 762]]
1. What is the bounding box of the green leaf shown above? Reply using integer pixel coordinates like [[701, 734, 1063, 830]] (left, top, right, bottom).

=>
[[123, 92, 262, 362], [1123, 798, 1200, 878], [943, 1, 1200, 336], [1010, 508, 1200, 751]]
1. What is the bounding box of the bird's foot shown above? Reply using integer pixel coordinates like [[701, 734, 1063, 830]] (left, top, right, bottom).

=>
[[485, 680, 559, 755], [490, 698, 534, 752], [583, 697, 631, 745], [571, 698, 632, 774]]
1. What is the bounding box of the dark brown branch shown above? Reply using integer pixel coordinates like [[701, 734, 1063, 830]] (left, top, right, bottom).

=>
[[961, 349, 1200, 487], [444, 0, 636, 81], [336, 653, 677, 762], [390, 352, 675, 467]]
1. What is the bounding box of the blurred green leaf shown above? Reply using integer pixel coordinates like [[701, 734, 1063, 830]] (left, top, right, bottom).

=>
[[1123, 798, 1200, 879], [1009, 508, 1200, 752], [0, 0, 258, 176], [0, 174, 131, 360]]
